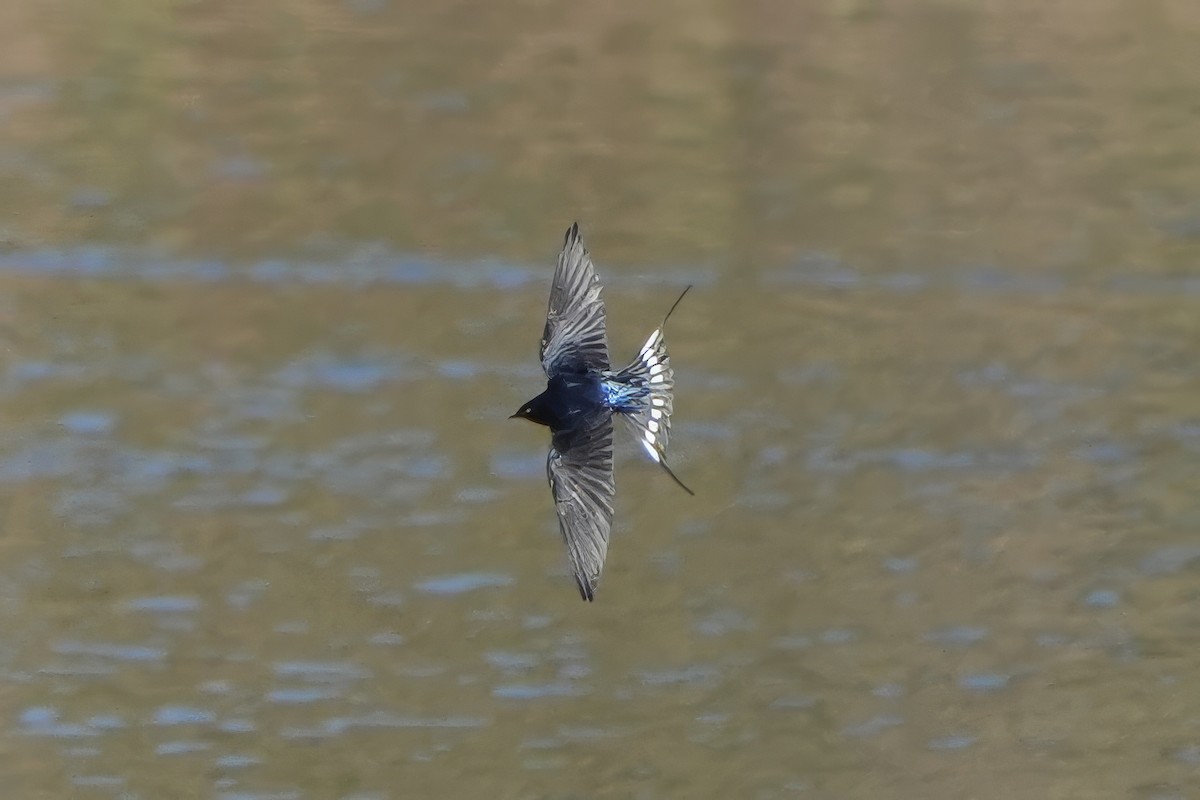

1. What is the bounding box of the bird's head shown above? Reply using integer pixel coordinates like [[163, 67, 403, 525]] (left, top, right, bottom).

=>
[[510, 392, 551, 426]]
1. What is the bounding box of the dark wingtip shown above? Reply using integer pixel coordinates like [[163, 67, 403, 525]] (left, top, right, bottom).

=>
[[575, 575, 595, 602], [565, 221, 580, 246]]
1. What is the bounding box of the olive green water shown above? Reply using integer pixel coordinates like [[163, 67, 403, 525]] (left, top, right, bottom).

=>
[[2, 2, 1199, 798]]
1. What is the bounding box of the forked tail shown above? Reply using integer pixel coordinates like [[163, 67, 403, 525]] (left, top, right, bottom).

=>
[[612, 286, 694, 496]]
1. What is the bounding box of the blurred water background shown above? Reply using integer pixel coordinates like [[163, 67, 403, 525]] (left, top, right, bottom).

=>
[[1, 1, 1198, 798]]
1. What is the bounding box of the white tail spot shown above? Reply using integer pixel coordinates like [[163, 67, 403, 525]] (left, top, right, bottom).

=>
[[647, 419, 659, 433], [639, 330, 661, 356], [651, 397, 666, 407], [640, 439, 661, 462], [650, 408, 663, 420]]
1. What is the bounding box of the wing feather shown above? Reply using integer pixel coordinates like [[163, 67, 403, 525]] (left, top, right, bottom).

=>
[[540, 223, 610, 376], [546, 412, 615, 601]]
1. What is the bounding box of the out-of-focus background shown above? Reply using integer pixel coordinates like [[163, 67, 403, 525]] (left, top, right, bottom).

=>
[[2, 1, 1198, 798]]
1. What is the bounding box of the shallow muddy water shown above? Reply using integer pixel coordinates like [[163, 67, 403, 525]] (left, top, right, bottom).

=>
[[1, 2, 1198, 798]]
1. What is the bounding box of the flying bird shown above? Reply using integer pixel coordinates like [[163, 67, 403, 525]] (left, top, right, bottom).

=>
[[511, 223, 692, 601]]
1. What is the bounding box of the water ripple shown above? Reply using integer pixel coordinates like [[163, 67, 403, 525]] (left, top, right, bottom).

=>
[[272, 661, 371, 682], [124, 595, 202, 614], [281, 710, 489, 739], [153, 706, 217, 726], [415, 573, 514, 595], [51, 640, 168, 662], [493, 682, 588, 700]]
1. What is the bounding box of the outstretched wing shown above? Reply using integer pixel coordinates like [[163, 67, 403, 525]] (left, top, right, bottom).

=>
[[546, 412, 615, 601], [540, 223, 610, 377]]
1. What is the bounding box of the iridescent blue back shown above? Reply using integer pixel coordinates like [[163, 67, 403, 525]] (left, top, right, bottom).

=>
[[599, 377, 650, 413]]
